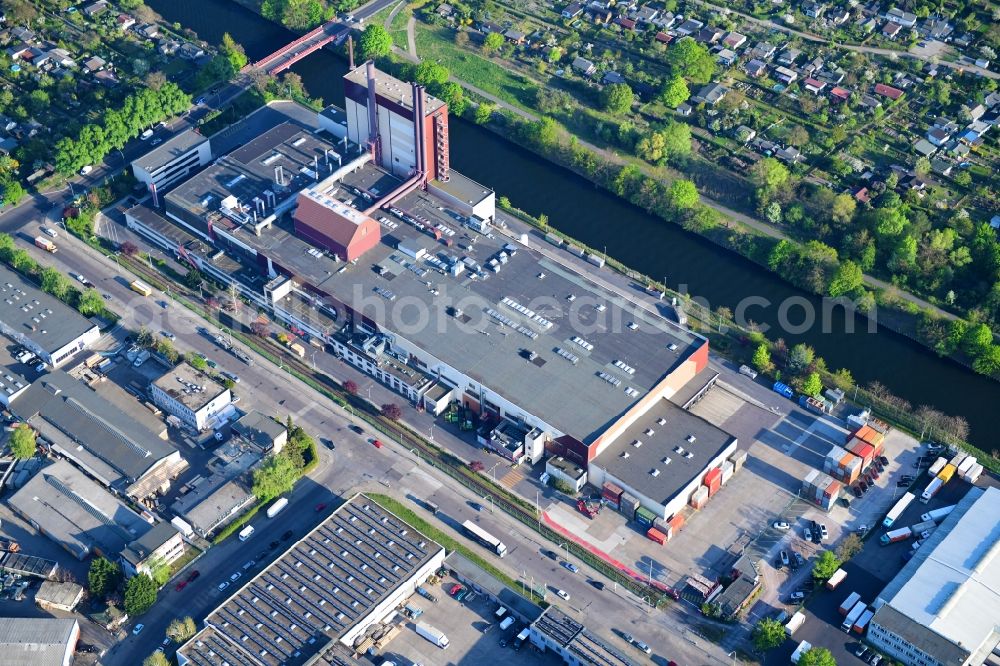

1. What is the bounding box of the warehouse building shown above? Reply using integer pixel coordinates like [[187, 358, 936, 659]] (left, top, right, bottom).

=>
[[292, 187, 381, 261], [178, 494, 445, 666], [171, 477, 255, 538], [34, 581, 84, 612], [586, 398, 737, 520], [150, 361, 232, 431], [131, 129, 212, 193], [119, 521, 185, 578], [530, 606, 637, 666], [868, 486, 1000, 666], [10, 370, 185, 498], [231, 410, 288, 452], [0, 265, 100, 368], [0, 618, 79, 666], [7, 459, 155, 561]]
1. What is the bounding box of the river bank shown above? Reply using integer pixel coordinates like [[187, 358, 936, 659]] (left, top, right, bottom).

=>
[[146, 0, 1000, 452]]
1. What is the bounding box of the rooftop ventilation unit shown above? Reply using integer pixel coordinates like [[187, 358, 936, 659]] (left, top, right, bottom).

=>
[[650, 469, 660, 477], [687, 435, 697, 443], [620, 451, 629, 459], [644, 428, 655, 437], [632, 439, 642, 448], [657, 417, 667, 426], [662, 457, 672, 465], [685, 451, 694, 459], [675, 446, 685, 454]]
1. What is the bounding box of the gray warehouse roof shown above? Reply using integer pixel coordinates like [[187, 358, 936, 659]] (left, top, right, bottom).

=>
[[7, 459, 152, 560], [11, 370, 177, 484], [178, 494, 444, 666], [0, 617, 78, 666], [593, 398, 736, 505], [132, 128, 209, 172], [532, 607, 637, 666], [0, 264, 97, 356]]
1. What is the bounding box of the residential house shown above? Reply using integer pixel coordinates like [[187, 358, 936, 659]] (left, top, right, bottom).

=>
[[924, 19, 952, 40], [860, 93, 882, 108], [654, 31, 672, 44], [119, 522, 185, 579], [926, 127, 951, 146], [503, 29, 525, 44], [751, 137, 778, 154], [603, 71, 626, 85], [675, 102, 693, 116], [885, 7, 916, 27], [116, 14, 136, 31], [857, 17, 877, 32], [479, 20, 502, 33], [829, 86, 851, 103], [696, 27, 725, 44], [817, 67, 845, 84], [83, 56, 106, 73], [437, 3, 454, 17], [716, 49, 738, 66], [803, 78, 826, 94], [774, 66, 798, 84], [882, 21, 902, 38], [776, 146, 802, 162], [178, 43, 206, 60], [692, 82, 728, 105], [913, 138, 938, 157], [83, 0, 109, 17], [777, 48, 802, 66], [588, 6, 612, 23], [874, 83, 903, 100], [722, 31, 747, 49], [137, 23, 160, 39], [803, 1, 826, 18], [828, 8, 851, 24], [676, 18, 704, 35], [967, 104, 986, 121], [949, 142, 969, 158], [930, 158, 953, 176], [744, 59, 767, 77], [5, 43, 31, 61], [750, 42, 777, 60], [10, 27, 34, 43], [958, 129, 981, 146], [634, 5, 659, 23], [853, 187, 870, 203], [94, 69, 119, 86], [158, 40, 180, 56], [616, 16, 637, 30], [562, 2, 584, 18], [735, 125, 757, 142], [572, 56, 596, 76], [47, 48, 75, 68]]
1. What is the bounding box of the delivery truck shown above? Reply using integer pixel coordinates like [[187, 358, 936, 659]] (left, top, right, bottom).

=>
[[415, 622, 449, 649], [921, 477, 944, 503], [34, 236, 57, 252], [784, 611, 806, 636], [825, 568, 847, 590], [853, 609, 874, 634], [881, 527, 912, 545], [842, 602, 866, 632], [266, 497, 289, 518], [921, 505, 955, 523], [882, 492, 915, 528], [838, 592, 861, 615]]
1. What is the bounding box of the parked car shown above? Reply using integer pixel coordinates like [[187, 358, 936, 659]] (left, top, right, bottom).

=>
[[859, 480, 869, 492], [230, 572, 241, 582], [556, 589, 570, 600], [161, 331, 176, 341], [856, 646, 870, 659], [901, 475, 916, 483], [788, 591, 805, 602], [175, 581, 187, 591], [590, 580, 605, 590], [820, 524, 829, 540], [281, 530, 294, 541], [780, 550, 790, 566], [186, 570, 201, 582], [79, 165, 93, 175], [870, 654, 882, 666], [793, 552, 805, 568], [132, 624, 144, 635], [372, 439, 383, 449], [449, 584, 463, 596], [561, 561, 580, 573], [542, 549, 557, 560], [315, 503, 327, 512], [217, 581, 229, 591], [852, 485, 863, 498], [772, 521, 790, 530], [803, 528, 813, 542], [348, 424, 364, 434]]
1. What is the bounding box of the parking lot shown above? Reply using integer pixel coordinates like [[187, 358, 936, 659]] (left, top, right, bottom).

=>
[[382, 575, 561, 666]]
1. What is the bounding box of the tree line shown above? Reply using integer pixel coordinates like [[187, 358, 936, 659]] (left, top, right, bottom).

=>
[[54, 83, 191, 175]]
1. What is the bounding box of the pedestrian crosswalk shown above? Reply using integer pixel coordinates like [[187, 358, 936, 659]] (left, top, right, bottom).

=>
[[497, 465, 526, 490]]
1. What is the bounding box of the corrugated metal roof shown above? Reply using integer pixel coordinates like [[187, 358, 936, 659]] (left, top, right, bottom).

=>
[[0, 618, 77, 666]]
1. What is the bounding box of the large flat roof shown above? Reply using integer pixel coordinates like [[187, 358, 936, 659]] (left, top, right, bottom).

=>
[[532, 607, 637, 666], [0, 264, 97, 355], [7, 459, 151, 559], [344, 63, 447, 115], [0, 618, 78, 666], [878, 486, 1000, 660], [132, 128, 209, 172], [152, 361, 228, 412], [220, 167, 699, 442], [593, 398, 736, 505], [11, 370, 177, 484], [178, 494, 444, 666]]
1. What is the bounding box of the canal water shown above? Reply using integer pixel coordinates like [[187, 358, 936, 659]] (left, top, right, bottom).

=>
[[149, 0, 996, 450]]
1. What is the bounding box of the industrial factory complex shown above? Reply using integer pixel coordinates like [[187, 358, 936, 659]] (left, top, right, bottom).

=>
[[123, 62, 733, 524]]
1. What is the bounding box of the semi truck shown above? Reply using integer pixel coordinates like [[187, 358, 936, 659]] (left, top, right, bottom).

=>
[[881, 527, 912, 545], [266, 497, 289, 518], [842, 602, 867, 632], [825, 568, 847, 590], [937, 464, 957, 483], [415, 622, 449, 649], [927, 456, 947, 477], [838, 592, 861, 615], [882, 492, 915, 528], [921, 477, 944, 503], [34, 236, 57, 252], [853, 609, 874, 634], [784, 611, 806, 636], [791, 641, 813, 664], [909, 520, 936, 535], [921, 505, 955, 523]]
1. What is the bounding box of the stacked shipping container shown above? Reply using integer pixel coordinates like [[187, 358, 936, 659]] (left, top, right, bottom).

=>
[[704, 468, 722, 496], [602, 481, 623, 510], [720, 460, 735, 485], [801, 469, 842, 511], [728, 450, 747, 471], [845, 437, 876, 469], [823, 445, 862, 484], [635, 507, 657, 527], [690, 486, 709, 509], [618, 493, 640, 521]]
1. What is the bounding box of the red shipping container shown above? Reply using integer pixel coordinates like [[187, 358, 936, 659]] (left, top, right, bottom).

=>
[[706, 477, 721, 496], [668, 514, 685, 531], [704, 467, 722, 487], [647, 528, 668, 545], [602, 481, 624, 503]]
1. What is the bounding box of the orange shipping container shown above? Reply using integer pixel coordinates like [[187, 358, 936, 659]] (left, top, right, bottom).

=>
[[668, 514, 685, 531], [646, 528, 668, 545], [854, 425, 885, 447]]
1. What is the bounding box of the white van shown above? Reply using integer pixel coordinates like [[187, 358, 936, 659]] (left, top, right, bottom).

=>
[[499, 616, 515, 631], [495, 606, 508, 619], [238, 525, 255, 541]]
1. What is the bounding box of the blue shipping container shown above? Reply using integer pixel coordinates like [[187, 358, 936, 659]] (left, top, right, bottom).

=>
[[773, 382, 794, 399]]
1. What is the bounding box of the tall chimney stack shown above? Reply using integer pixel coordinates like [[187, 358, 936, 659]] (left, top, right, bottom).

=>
[[348, 36, 355, 70], [365, 60, 380, 164]]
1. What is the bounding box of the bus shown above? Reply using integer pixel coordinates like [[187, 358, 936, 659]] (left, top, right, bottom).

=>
[[130, 279, 153, 297], [462, 520, 507, 557]]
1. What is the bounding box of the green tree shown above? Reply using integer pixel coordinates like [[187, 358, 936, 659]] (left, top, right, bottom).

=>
[[601, 83, 634, 114], [77, 288, 106, 317], [811, 550, 842, 581], [483, 31, 504, 52], [88, 557, 122, 598], [188, 355, 208, 371], [167, 616, 197, 643], [828, 260, 864, 298], [752, 343, 774, 373], [1, 179, 25, 207], [661, 74, 690, 108], [788, 343, 815, 373], [798, 646, 837, 666], [9, 424, 36, 460], [665, 37, 715, 83], [359, 24, 392, 60], [221, 33, 248, 74], [801, 372, 823, 397], [40, 267, 71, 300], [415, 61, 450, 87], [183, 268, 204, 290], [973, 345, 1000, 376], [474, 103, 495, 124], [437, 81, 468, 116], [751, 157, 791, 194], [251, 454, 299, 501], [752, 617, 786, 651], [666, 179, 699, 210], [830, 193, 856, 225], [836, 533, 864, 561], [143, 653, 170, 666], [962, 323, 993, 357], [124, 574, 157, 616]]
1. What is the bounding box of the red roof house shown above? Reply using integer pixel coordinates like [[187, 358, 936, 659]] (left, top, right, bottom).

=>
[[874, 83, 903, 100], [829, 86, 851, 102], [292, 189, 381, 262]]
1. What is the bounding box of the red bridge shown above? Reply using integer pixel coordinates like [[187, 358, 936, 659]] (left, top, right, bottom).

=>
[[252, 21, 351, 74]]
